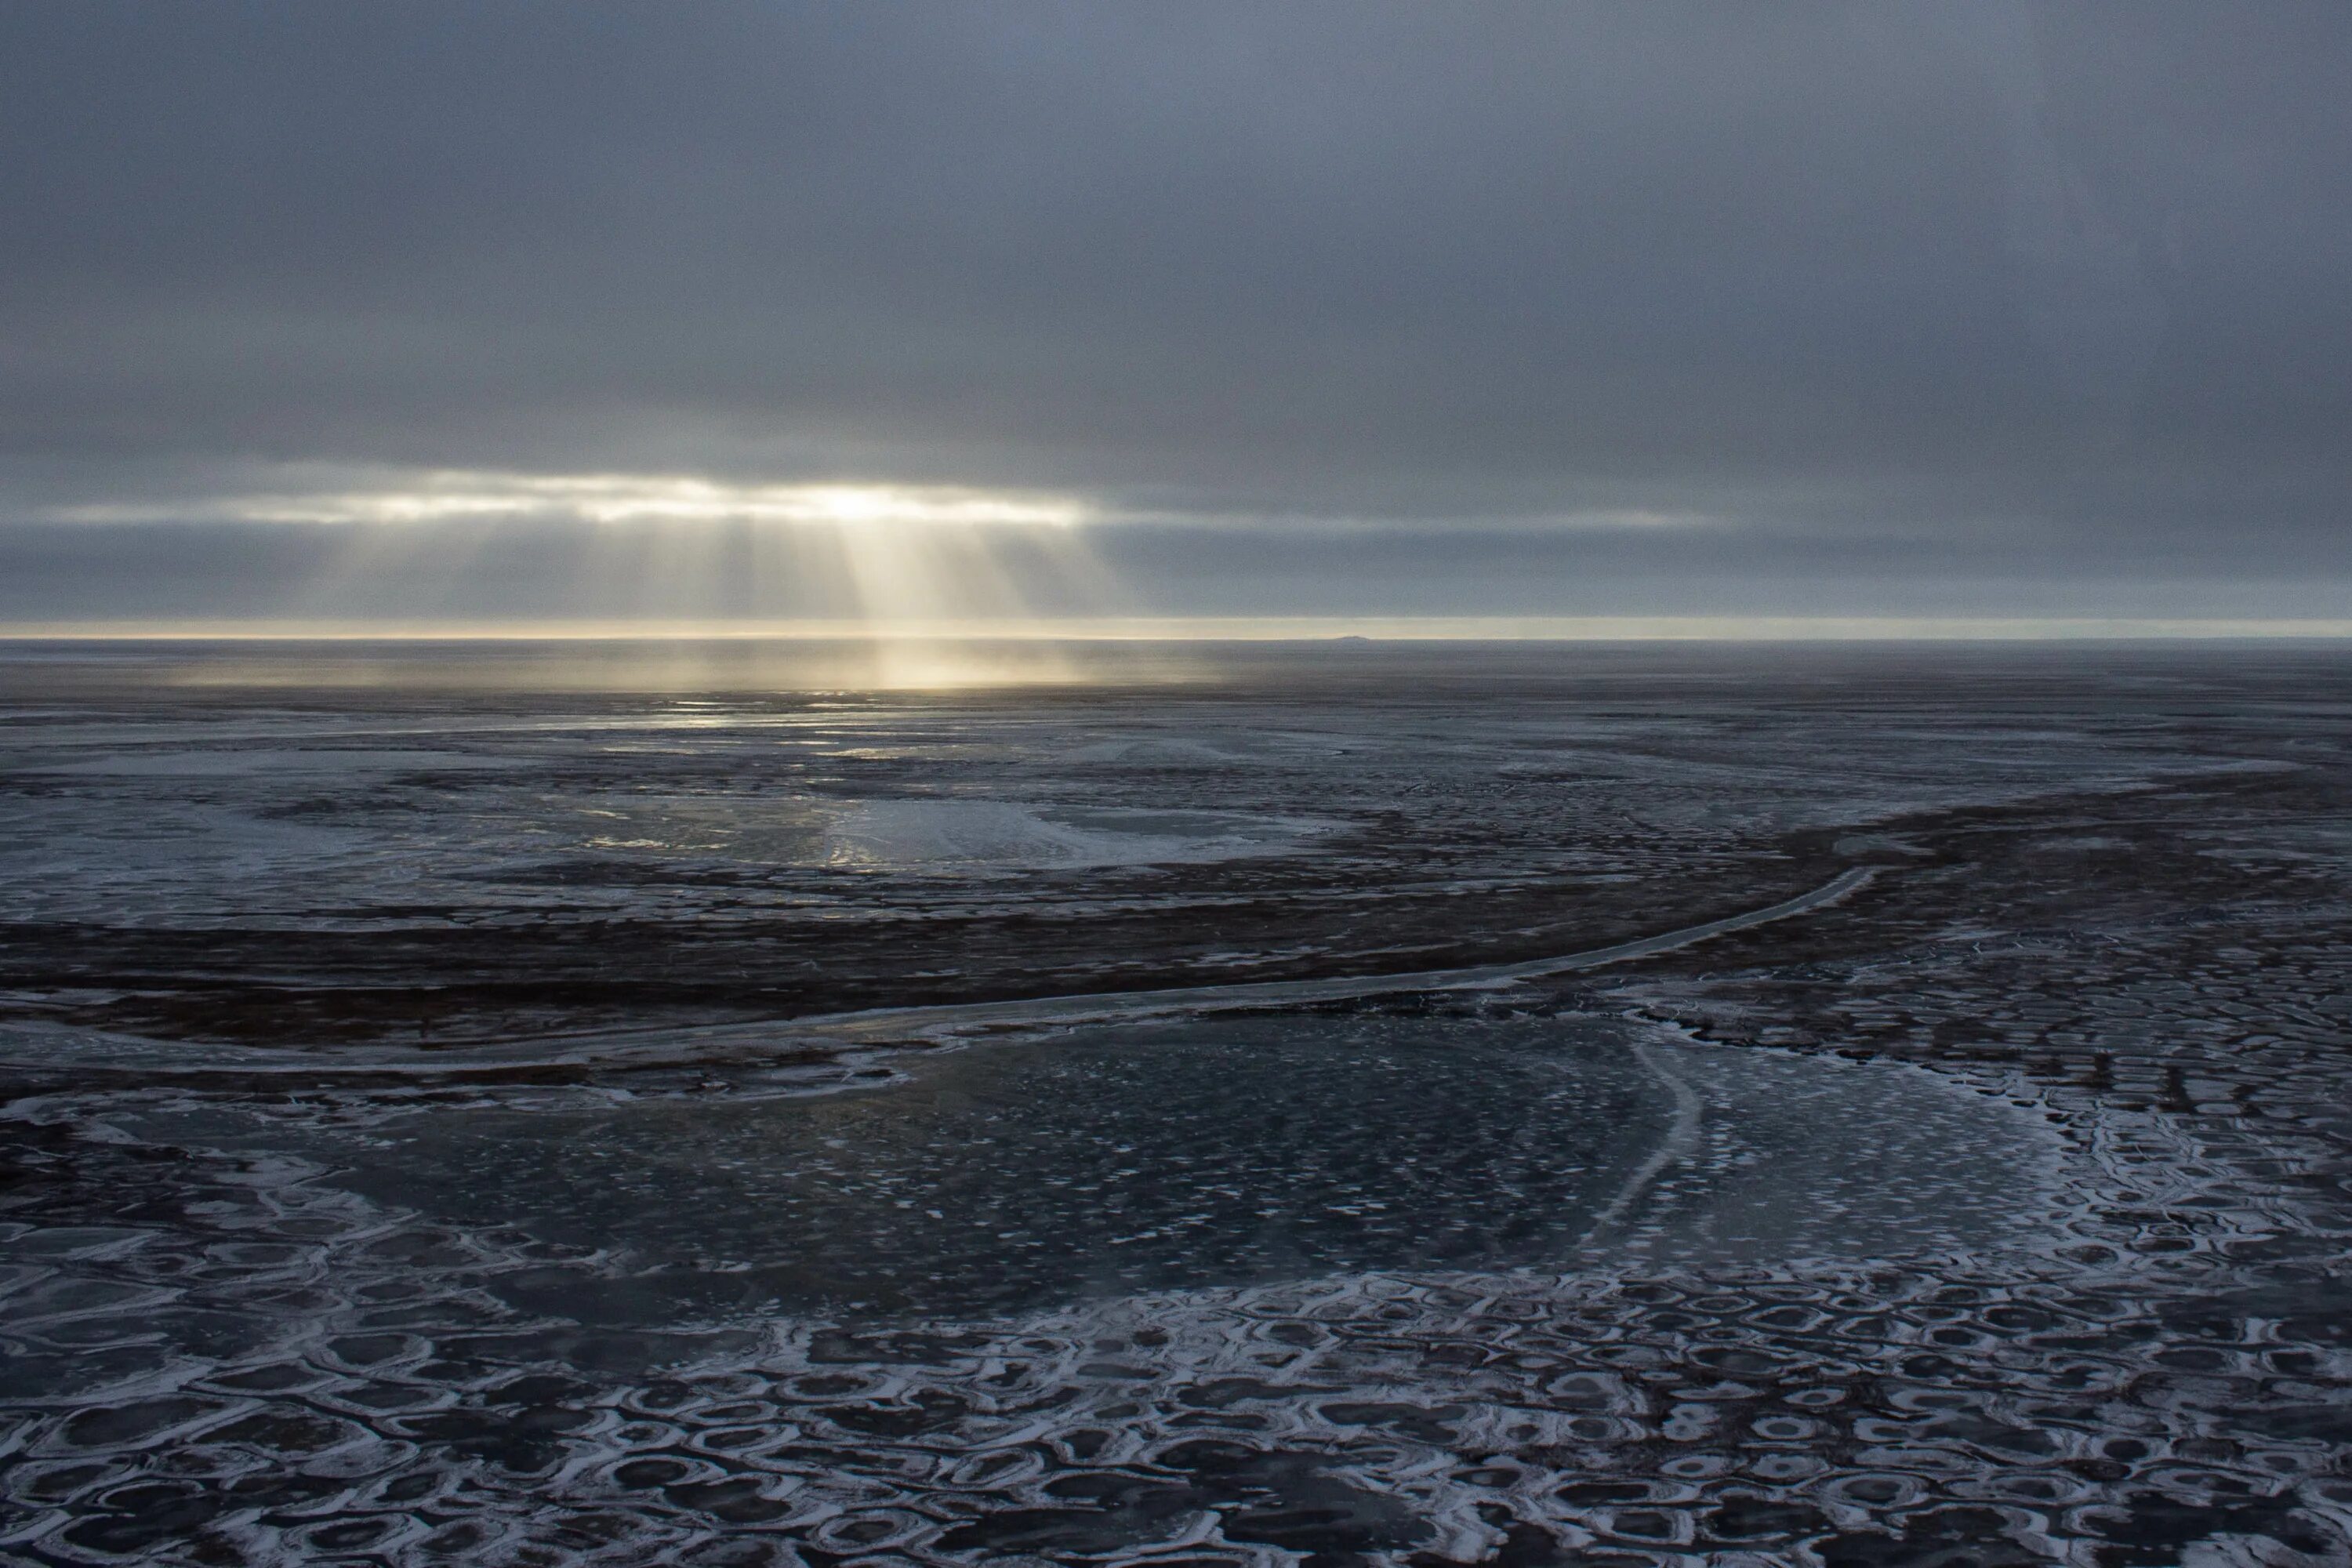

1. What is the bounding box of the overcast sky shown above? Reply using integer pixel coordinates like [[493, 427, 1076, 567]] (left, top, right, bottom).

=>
[[4, 2, 2348, 627]]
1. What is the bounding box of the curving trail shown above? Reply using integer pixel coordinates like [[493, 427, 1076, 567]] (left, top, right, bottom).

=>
[[0, 866, 1879, 1079], [1581, 1033, 1705, 1247], [804, 865, 1880, 1042]]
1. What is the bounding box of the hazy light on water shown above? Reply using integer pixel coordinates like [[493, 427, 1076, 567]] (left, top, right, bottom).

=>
[[110, 637, 1203, 693]]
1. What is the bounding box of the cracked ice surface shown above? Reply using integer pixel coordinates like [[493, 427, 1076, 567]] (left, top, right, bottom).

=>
[[2, 641, 2350, 1565]]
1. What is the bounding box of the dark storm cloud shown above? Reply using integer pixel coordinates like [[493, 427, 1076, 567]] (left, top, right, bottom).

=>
[[2, 2, 2347, 615]]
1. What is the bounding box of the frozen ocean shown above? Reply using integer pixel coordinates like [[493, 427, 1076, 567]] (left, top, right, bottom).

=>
[[2, 639, 2349, 1566]]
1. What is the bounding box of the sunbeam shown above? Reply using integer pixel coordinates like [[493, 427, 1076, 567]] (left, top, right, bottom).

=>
[[93, 465, 1136, 685]]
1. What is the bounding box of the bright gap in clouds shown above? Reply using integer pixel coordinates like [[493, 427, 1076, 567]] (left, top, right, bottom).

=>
[[58, 470, 1094, 529], [47, 468, 1126, 670]]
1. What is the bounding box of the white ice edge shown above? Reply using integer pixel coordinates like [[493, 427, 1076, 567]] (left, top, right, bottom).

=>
[[0, 867, 1878, 1078]]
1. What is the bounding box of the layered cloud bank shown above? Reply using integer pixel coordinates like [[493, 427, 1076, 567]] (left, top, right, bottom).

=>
[[3, 4, 2347, 627]]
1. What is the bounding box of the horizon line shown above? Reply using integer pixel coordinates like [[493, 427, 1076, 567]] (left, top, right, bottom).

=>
[[3, 615, 2352, 643]]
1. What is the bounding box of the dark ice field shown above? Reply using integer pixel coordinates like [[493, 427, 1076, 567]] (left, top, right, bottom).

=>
[[2, 640, 2348, 1566]]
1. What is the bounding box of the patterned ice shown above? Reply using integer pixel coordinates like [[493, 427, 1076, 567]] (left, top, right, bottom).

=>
[[2, 641, 2348, 1566]]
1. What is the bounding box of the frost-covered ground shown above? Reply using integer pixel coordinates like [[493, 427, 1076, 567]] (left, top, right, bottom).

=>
[[1, 640, 2348, 1566]]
